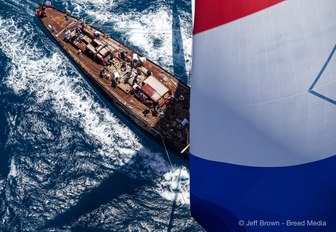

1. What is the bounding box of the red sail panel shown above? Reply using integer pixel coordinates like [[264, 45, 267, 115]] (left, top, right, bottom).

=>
[[194, 0, 284, 34]]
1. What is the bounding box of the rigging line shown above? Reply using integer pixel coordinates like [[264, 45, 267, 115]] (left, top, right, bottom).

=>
[[175, 164, 190, 216], [159, 132, 173, 169], [159, 133, 189, 209]]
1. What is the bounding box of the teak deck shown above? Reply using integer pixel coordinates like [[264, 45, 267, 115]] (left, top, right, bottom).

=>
[[36, 5, 190, 157]]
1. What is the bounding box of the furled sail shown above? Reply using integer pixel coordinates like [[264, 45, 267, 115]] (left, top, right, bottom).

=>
[[190, 0, 336, 231]]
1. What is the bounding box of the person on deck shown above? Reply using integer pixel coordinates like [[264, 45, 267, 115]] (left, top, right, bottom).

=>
[[132, 53, 139, 62], [123, 71, 132, 83], [160, 110, 165, 118], [64, 30, 71, 41], [75, 26, 81, 34], [80, 20, 85, 29], [142, 108, 150, 117], [113, 72, 120, 83], [99, 68, 105, 78], [93, 31, 101, 38], [151, 108, 158, 116], [132, 74, 139, 85], [130, 69, 140, 85], [120, 51, 128, 60], [139, 56, 146, 64], [146, 70, 152, 77], [121, 62, 127, 72]]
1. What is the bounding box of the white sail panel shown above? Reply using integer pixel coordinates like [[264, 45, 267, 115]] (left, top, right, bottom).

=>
[[191, 0, 336, 167]]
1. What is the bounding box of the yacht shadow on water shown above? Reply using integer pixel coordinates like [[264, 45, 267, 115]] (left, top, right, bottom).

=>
[[0, 58, 15, 179], [40, 147, 193, 231], [0, 105, 10, 178], [172, 0, 188, 83], [41, 148, 150, 230]]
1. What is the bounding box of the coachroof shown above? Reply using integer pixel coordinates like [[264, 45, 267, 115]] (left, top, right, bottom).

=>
[[141, 76, 169, 102]]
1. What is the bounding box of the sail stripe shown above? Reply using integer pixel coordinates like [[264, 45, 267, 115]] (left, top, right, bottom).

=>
[[190, 153, 336, 232], [194, 0, 284, 34]]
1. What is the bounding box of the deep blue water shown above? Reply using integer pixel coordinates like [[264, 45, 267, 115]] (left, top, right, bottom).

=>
[[0, 0, 202, 231]]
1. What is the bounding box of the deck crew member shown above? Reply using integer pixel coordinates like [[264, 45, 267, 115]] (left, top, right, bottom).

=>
[[80, 20, 85, 29], [132, 70, 141, 85], [64, 30, 71, 41], [139, 56, 146, 63], [119, 51, 128, 60], [132, 53, 139, 62], [108, 53, 114, 61], [113, 72, 120, 82], [106, 53, 113, 65], [123, 71, 132, 83], [99, 68, 105, 78], [93, 30, 101, 38], [151, 108, 158, 116], [75, 26, 81, 34], [160, 110, 165, 118], [131, 53, 139, 67], [137, 56, 146, 67], [168, 95, 175, 101], [41, 3, 46, 14], [146, 70, 152, 77], [142, 107, 150, 117], [121, 62, 127, 72]]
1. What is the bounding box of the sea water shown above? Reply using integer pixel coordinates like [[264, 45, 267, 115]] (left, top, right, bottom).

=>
[[0, 0, 202, 231]]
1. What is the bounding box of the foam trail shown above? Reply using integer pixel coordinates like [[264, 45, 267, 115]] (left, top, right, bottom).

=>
[[0, 14, 187, 217], [0, 15, 191, 231], [0, 17, 140, 164]]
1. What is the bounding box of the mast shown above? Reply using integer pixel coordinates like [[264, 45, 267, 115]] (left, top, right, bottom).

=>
[[191, 0, 195, 30]]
